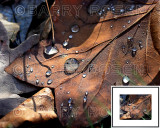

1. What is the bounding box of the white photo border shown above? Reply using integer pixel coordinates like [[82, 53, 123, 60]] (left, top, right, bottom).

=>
[[111, 86, 159, 128]]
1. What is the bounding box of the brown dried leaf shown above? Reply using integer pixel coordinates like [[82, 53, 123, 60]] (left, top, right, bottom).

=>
[[0, 88, 57, 128], [151, 0, 160, 54]]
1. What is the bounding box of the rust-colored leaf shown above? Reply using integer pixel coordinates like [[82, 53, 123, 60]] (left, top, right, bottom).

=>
[[151, 0, 160, 54], [5, 0, 160, 127], [0, 88, 57, 128]]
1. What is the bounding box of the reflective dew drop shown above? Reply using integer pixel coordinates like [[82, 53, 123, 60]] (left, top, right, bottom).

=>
[[139, 45, 143, 49], [83, 96, 87, 103], [71, 25, 80, 33], [30, 68, 33, 73], [132, 48, 137, 57], [63, 108, 68, 112], [128, 20, 131, 24], [127, 36, 133, 42], [122, 76, 130, 85], [82, 74, 87, 78], [63, 40, 68, 47], [44, 45, 58, 56], [36, 79, 39, 85], [68, 98, 72, 104], [129, 5, 135, 11], [69, 35, 73, 39], [47, 79, 53, 85], [120, 9, 125, 13], [46, 70, 52, 77], [85, 91, 89, 96], [64, 58, 79, 74]]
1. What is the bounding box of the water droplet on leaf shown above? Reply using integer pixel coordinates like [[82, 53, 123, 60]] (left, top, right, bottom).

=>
[[120, 9, 125, 13], [36, 79, 39, 85], [122, 76, 130, 85], [64, 58, 79, 74], [30, 68, 33, 73], [69, 35, 73, 39], [71, 25, 80, 33], [47, 79, 53, 85], [83, 96, 87, 103], [44, 45, 58, 56], [128, 20, 131, 24], [85, 91, 89, 96], [63, 40, 68, 47], [83, 74, 87, 78], [46, 70, 52, 77], [68, 98, 72, 104], [132, 47, 137, 57]]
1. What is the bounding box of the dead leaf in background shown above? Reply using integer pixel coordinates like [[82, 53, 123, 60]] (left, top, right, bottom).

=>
[[0, 88, 57, 128], [120, 95, 151, 120], [0, 19, 40, 117], [0, 13, 19, 42], [4, 0, 160, 127], [0, 0, 45, 43]]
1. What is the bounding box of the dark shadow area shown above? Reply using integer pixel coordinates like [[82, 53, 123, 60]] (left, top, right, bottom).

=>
[[18, 116, 111, 128], [149, 71, 160, 85]]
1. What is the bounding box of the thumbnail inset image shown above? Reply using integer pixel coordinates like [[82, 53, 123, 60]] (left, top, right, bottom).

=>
[[120, 94, 151, 120]]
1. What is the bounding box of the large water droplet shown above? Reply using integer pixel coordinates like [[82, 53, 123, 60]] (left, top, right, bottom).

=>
[[44, 45, 58, 56], [122, 76, 130, 85], [47, 79, 53, 85], [64, 58, 79, 75], [71, 25, 80, 33], [46, 70, 52, 77]]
